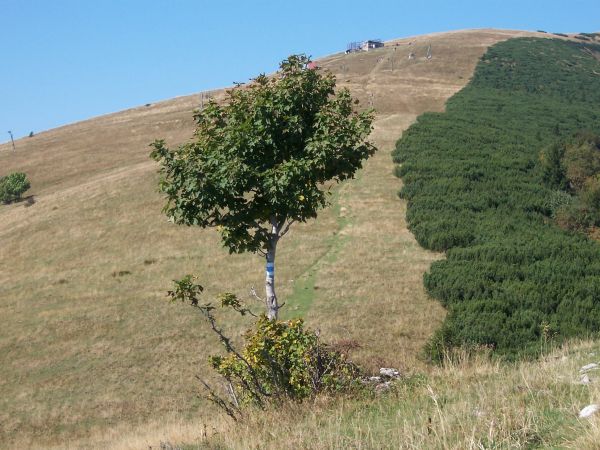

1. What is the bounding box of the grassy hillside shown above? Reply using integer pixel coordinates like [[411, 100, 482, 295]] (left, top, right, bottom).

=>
[[0, 29, 567, 448], [393, 38, 600, 359]]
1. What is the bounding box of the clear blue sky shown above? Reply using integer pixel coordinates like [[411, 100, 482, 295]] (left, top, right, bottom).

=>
[[1, 0, 598, 141]]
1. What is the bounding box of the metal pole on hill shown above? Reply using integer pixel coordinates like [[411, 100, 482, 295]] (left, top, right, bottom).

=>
[[8, 131, 15, 151]]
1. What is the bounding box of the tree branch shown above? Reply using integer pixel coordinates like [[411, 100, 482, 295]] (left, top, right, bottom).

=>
[[250, 286, 264, 303], [227, 381, 240, 409], [196, 376, 239, 421], [279, 219, 296, 238], [193, 304, 270, 400]]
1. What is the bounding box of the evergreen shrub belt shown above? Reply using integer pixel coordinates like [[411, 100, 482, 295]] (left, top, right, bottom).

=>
[[392, 38, 600, 359]]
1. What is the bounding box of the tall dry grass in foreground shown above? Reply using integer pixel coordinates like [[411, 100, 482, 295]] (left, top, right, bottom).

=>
[[185, 341, 600, 450], [31, 340, 600, 449]]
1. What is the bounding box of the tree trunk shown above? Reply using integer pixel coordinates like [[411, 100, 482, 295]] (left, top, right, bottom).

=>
[[265, 219, 279, 320]]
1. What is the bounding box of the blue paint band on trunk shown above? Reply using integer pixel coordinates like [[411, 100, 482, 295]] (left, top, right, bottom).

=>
[[266, 262, 274, 276]]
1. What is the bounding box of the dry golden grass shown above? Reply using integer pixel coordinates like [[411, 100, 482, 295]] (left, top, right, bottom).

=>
[[189, 340, 600, 450], [0, 28, 570, 448], [63, 340, 600, 450]]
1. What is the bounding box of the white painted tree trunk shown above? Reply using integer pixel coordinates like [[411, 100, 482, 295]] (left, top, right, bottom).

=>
[[265, 219, 279, 320]]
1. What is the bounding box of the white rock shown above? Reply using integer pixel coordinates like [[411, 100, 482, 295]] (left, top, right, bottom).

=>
[[380, 368, 400, 379], [580, 374, 591, 384], [580, 363, 600, 373], [579, 404, 600, 418], [375, 381, 392, 393], [361, 376, 383, 385]]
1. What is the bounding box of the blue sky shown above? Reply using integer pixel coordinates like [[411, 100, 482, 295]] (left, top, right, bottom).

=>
[[1, 0, 599, 141]]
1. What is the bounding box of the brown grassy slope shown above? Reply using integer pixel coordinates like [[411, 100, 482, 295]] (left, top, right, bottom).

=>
[[0, 29, 554, 448]]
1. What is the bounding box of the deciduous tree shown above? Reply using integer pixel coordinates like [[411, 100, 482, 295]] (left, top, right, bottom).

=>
[[151, 55, 375, 319]]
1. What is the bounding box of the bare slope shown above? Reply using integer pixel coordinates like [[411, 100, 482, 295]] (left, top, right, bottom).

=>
[[0, 29, 553, 448]]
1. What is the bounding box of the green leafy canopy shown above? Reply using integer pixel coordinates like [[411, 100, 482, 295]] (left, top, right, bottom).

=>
[[151, 54, 375, 254]]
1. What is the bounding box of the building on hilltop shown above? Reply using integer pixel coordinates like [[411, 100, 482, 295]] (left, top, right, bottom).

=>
[[362, 39, 384, 51], [345, 39, 384, 54]]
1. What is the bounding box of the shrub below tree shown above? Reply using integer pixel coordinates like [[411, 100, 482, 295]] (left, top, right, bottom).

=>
[[168, 275, 362, 418]]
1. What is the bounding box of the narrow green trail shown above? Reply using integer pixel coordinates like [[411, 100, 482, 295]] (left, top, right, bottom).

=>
[[283, 188, 352, 319]]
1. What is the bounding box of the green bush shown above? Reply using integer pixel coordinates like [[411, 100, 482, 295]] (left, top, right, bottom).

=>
[[542, 132, 600, 230], [582, 178, 600, 212], [555, 200, 593, 231], [168, 275, 361, 416], [0, 172, 30, 204], [543, 189, 573, 218], [540, 143, 567, 190], [392, 38, 600, 360], [210, 315, 360, 404], [563, 132, 600, 191]]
